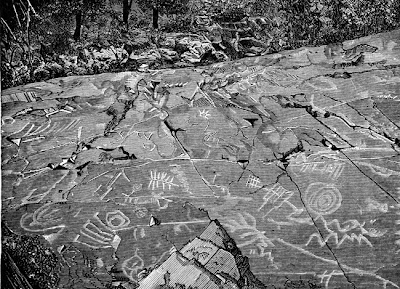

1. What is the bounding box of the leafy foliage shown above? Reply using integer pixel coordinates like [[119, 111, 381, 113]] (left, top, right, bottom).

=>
[[1, 0, 400, 89]]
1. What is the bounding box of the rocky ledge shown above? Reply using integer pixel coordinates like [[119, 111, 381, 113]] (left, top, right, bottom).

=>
[[2, 29, 400, 288]]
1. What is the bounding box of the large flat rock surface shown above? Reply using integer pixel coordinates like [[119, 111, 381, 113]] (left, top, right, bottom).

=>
[[2, 29, 400, 288]]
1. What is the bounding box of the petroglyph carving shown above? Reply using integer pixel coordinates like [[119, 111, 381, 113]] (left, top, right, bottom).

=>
[[122, 248, 145, 281], [317, 270, 344, 289], [246, 175, 261, 189], [131, 183, 143, 193], [199, 109, 211, 119], [106, 210, 131, 230], [74, 213, 120, 249], [245, 177, 308, 224], [30, 203, 64, 226], [148, 170, 179, 191], [247, 241, 278, 269], [376, 93, 398, 100], [290, 160, 345, 180], [354, 161, 400, 178], [21, 172, 69, 205], [3, 29, 400, 289], [95, 170, 127, 200], [133, 206, 148, 218], [121, 192, 173, 210], [203, 131, 220, 148], [365, 227, 387, 238], [19, 204, 66, 244], [170, 165, 191, 193], [364, 197, 388, 213], [261, 69, 301, 87], [305, 216, 386, 249], [304, 183, 342, 216], [224, 212, 275, 249], [258, 183, 294, 212]]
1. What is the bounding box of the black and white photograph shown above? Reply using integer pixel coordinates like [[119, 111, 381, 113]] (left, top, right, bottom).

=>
[[1, 0, 400, 288]]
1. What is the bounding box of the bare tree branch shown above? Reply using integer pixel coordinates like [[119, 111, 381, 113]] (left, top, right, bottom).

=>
[[26, 0, 39, 17], [12, 1, 22, 28], [1, 18, 17, 41]]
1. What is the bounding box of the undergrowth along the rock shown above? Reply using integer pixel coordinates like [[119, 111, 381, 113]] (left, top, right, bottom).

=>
[[2, 0, 400, 89]]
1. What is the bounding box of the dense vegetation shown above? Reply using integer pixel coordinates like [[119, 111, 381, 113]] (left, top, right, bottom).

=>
[[1, 0, 400, 89]]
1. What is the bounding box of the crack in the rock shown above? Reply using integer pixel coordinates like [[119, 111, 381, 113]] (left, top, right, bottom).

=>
[[284, 171, 357, 289], [326, 110, 398, 147], [163, 118, 217, 197], [274, 92, 399, 151], [275, 96, 355, 149], [339, 150, 399, 204], [190, 161, 217, 196], [372, 102, 400, 131], [299, 64, 400, 86]]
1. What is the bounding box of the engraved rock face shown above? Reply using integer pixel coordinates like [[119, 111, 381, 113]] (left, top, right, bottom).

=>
[[2, 29, 400, 289]]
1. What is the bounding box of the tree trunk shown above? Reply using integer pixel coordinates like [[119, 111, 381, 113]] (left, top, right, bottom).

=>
[[74, 10, 82, 41], [123, 0, 134, 29], [123, 0, 129, 25], [152, 7, 159, 29]]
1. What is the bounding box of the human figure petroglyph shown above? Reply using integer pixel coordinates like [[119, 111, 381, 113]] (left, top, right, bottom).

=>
[[317, 270, 344, 289], [304, 182, 342, 216]]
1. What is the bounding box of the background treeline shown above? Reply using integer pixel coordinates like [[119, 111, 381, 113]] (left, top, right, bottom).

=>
[[1, 0, 400, 89]]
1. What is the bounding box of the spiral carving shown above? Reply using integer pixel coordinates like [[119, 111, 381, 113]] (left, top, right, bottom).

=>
[[304, 182, 342, 216]]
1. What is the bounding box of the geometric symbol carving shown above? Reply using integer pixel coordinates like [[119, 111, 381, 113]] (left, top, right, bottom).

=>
[[304, 182, 342, 216], [106, 210, 130, 230], [246, 175, 261, 189]]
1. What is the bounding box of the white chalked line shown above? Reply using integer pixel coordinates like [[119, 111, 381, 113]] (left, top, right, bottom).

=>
[[27, 120, 52, 136], [113, 219, 210, 232], [277, 238, 399, 288], [6, 122, 30, 137]]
